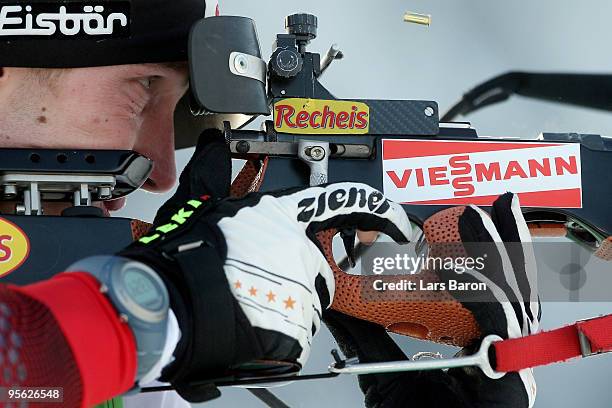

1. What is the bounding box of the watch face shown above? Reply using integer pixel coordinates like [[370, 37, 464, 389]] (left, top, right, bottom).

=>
[[123, 268, 163, 310]]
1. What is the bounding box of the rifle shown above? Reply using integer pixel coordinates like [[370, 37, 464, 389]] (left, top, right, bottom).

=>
[[142, 13, 612, 403], [77, 13, 612, 405], [184, 13, 612, 348], [189, 13, 612, 258]]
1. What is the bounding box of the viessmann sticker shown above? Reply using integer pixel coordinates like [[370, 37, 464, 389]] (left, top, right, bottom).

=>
[[274, 98, 369, 135], [0, 218, 30, 277], [381, 139, 582, 208]]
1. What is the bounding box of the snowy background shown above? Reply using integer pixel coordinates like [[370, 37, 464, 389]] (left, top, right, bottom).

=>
[[117, 1, 612, 406]]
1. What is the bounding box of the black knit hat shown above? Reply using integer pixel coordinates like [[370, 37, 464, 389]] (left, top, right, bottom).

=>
[[0, 0, 216, 67]]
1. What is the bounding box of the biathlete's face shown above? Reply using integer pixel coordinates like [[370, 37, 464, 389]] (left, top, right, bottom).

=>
[[0, 63, 189, 213]]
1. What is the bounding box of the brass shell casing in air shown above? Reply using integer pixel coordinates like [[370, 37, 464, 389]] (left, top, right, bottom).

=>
[[404, 12, 431, 26]]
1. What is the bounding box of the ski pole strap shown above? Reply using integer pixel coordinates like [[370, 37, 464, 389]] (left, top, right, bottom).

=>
[[494, 314, 612, 372]]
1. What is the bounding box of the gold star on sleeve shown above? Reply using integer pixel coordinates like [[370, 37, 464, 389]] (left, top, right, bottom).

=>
[[266, 290, 276, 303], [249, 286, 258, 297], [283, 296, 296, 310]]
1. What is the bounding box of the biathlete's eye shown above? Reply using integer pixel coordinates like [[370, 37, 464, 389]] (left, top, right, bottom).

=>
[[137, 76, 161, 90]]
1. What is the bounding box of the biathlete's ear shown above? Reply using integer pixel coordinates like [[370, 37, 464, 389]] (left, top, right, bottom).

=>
[[276, 182, 412, 244], [154, 129, 231, 224]]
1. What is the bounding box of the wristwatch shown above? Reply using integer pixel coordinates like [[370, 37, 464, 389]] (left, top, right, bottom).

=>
[[66, 255, 170, 383]]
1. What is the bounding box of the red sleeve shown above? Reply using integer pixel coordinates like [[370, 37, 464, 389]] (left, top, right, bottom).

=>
[[2, 272, 137, 407]]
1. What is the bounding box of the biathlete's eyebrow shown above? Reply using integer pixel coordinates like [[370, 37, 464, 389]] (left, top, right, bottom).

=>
[[158, 62, 189, 86], [159, 62, 188, 71]]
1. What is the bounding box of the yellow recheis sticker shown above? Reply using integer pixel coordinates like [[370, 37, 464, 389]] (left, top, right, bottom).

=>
[[0, 218, 30, 277], [274, 98, 370, 135]]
